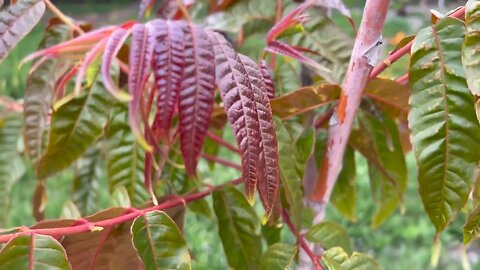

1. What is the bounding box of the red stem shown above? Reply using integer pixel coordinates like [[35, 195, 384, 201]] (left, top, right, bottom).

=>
[[369, 6, 465, 80], [206, 130, 240, 154], [201, 153, 242, 171], [282, 209, 323, 270], [0, 178, 243, 243]]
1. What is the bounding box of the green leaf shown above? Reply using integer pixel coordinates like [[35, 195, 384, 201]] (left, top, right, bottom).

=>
[[409, 17, 480, 232], [271, 84, 340, 120], [464, 204, 480, 244], [330, 146, 356, 222], [212, 186, 261, 270], [72, 147, 101, 215], [24, 22, 72, 165], [275, 119, 315, 229], [0, 110, 24, 226], [261, 223, 282, 246], [360, 111, 407, 228], [62, 208, 143, 270], [131, 210, 191, 270], [109, 186, 131, 208], [273, 58, 302, 96], [37, 81, 114, 178], [205, 0, 275, 33], [60, 200, 81, 219], [322, 247, 382, 270], [0, 234, 71, 270], [305, 221, 351, 254], [292, 15, 353, 83], [107, 105, 149, 206], [261, 243, 297, 270], [463, 0, 480, 95], [0, 0, 45, 63]]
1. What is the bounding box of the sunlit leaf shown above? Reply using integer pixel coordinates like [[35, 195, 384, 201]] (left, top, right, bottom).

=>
[[213, 186, 261, 269], [364, 78, 410, 120], [131, 210, 191, 270], [409, 18, 480, 232], [322, 247, 382, 270]]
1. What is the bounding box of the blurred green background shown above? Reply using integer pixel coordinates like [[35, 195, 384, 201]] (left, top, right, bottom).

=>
[[2, 0, 478, 269]]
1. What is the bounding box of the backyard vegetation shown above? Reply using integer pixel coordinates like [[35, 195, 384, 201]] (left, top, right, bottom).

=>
[[0, 0, 480, 269]]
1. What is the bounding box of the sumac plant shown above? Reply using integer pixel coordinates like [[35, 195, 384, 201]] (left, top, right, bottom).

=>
[[1, 0, 480, 269]]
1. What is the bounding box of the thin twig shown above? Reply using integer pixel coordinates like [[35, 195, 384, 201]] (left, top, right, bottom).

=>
[[0, 178, 243, 243], [43, 0, 84, 35], [282, 209, 323, 270], [369, 6, 465, 80], [201, 153, 242, 171], [206, 131, 240, 154]]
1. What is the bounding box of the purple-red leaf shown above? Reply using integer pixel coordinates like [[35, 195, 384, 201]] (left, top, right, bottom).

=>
[[101, 27, 131, 101], [209, 31, 260, 202], [239, 54, 279, 217], [151, 19, 185, 140], [178, 22, 215, 176], [129, 23, 155, 152], [266, 40, 330, 74], [259, 60, 275, 99], [210, 32, 279, 215], [267, 1, 311, 42]]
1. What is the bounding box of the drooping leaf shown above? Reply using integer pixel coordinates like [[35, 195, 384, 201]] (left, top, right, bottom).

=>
[[24, 22, 72, 165], [62, 208, 143, 270], [0, 110, 24, 226], [128, 23, 155, 151], [209, 31, 261, 202], [0, 234, 71, 270], [0, 0, 46, 63], [360, 111, 407, 228], [178, 23, 215, 176], [409, 18, 480, 232], [72, 147, 101, 215], [322, 247, 382, 270], [271, 84, 340, 120], [463, 0, 480, 96], [36, 80, 114, 178], [131, 210, 191, 270], [330, 146, 356, 221], [261, 243, 297, 270], [275, 119, 314, 229], [237, 53, 280, 217], [212, 186, 262, 270], [107, 105, 150, 206], [101, 27, 131, 101], [150, 20, 184, 139], [305, 221, 351, 254]]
